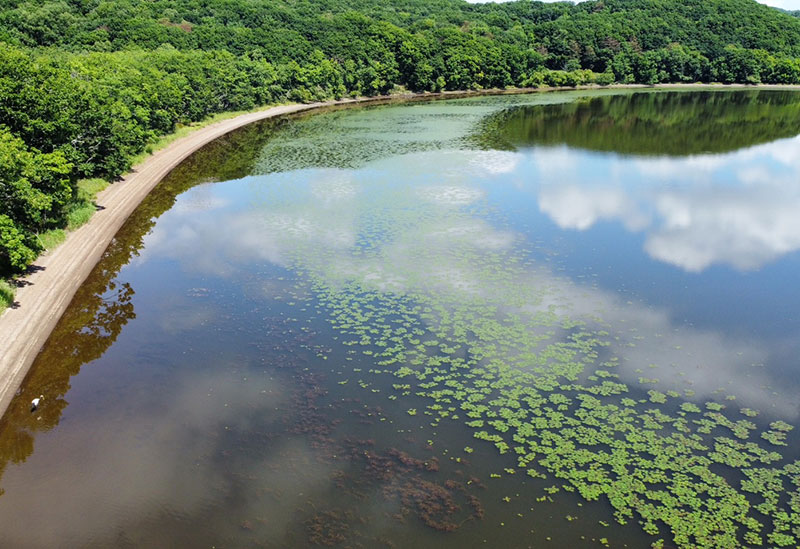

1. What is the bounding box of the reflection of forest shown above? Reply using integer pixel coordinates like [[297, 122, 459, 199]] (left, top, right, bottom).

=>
[[479, 90, 800, 156], [0, 115, 292, 485]]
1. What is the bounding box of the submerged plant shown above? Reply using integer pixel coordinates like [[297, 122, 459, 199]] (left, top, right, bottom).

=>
[[242, 97, 800, 548]]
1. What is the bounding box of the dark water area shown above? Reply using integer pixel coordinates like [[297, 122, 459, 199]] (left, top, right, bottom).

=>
[[1, 90, 800, 548]]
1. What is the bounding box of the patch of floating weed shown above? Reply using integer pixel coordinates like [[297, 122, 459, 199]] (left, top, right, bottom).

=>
[[249, 128, 800, 548], [306, 511, 350, 546]]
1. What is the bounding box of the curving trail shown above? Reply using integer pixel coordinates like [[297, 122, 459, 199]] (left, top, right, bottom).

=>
[[0, 98, 384, 417]]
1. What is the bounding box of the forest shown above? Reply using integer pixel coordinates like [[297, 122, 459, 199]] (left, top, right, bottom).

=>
[[2, 0, 800, 279]]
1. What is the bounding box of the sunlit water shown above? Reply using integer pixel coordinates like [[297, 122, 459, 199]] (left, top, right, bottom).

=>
[[1, 90, 800, 548]]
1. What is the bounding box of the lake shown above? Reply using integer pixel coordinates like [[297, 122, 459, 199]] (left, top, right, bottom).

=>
[[1, 89, 800, 548]]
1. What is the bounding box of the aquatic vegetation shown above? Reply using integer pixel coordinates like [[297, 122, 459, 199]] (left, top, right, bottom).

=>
[[306, 511, 350, 546], [250, 154, 800, 549]]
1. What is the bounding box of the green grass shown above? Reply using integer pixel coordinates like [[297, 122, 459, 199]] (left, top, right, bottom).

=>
[[36, 178, 110, 255], [66, 204, 94, 229], [0, 279, 14, 313], [65, 178, 109, 230], [76, 178, 109, 203], [36, 229, 67, 251]]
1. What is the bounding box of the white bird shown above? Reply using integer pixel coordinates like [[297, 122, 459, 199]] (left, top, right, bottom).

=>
[[31, 395, 43, 412]]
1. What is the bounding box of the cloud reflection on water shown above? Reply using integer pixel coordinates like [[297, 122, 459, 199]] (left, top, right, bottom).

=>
[[137, 149, 798, 418], [534, 135, 800, 272]]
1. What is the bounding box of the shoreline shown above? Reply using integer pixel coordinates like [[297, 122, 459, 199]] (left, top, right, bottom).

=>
[[1, 82, 799, 418]]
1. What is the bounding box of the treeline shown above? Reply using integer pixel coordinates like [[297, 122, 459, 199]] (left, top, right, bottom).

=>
[[3, 0, 800, 60], [3, 0, 800, 275]]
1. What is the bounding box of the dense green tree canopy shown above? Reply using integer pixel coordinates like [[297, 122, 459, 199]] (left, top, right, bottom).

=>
[[1, 0, 800, 274]]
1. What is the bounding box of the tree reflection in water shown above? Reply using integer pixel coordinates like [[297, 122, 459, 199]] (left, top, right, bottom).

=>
[[477, 89, 800, 156], [0, 113, 296, 480]]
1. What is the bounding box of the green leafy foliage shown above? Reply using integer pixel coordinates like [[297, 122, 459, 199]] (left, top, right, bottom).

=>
[[0, 278, 13, 311], [0, 126, 74, 273], [0, 215, 35, 273]]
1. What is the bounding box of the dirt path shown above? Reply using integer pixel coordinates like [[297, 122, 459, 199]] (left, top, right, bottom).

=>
[[0, 99, 381, 416], [2, 83, 799, 418]]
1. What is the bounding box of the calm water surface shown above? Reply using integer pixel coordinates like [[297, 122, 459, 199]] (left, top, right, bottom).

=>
[[1, 90, 800, 548]]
